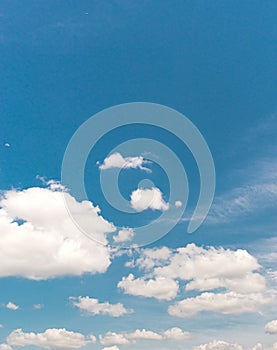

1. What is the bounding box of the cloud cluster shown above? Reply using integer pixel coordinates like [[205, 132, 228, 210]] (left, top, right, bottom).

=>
[[130, 187, 169, 212], [120, 243, 274, 317], [6, 328, 96, 349], [0, 186, 115, 280], [70, 296, 133, 317], [99, 152, 151, 172], [265, 320, 277, 334], [99, 327, 190, 346]]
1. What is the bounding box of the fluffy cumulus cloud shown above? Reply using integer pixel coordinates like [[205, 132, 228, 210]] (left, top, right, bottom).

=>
[[193, 340, 244, 350], [102, 347, 120, 350], [99, 152, 151, 172], [99, 332, 130, 346], [0, 186, 116, 280], [6, 302, 19, 311], [113, 228, 135, 243], [6, 328, 96, 349], [121, 243, 274, 316], [168, 291, 275, 317], [99, 327, 190, 347], [118, 274, 179, 300], [0, 345, 13, 350], [130, 187, 169, 211], [265, 320, 277, 334], [70, 296, 133, 317]]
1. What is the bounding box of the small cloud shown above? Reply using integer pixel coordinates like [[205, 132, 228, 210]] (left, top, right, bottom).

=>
[[33, 304, 44, 310], [130, 187, 169, 212], [4, 143, 10, 147], [6, 302, 19, 311], [175, 200, 183, 208], [113, 228, 135, 243], [99, 152, 151, 172]]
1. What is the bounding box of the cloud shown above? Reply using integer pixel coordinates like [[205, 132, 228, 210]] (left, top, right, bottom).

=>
[[113, 228, 135, 243], [6, 328, 96, 349], [99, 152, 151, 172], [265, 320, 277, 334], [0, 345, 13, 350], [0, 186, 115, 280], [193, 340, 244, 350], [163, 327, 190, 340], [174, 200, 183, 207], [33, 304, 44, 310], [70, 296, 133, 317], [102, 347, 120, 350], [6, 302, 19, 311], [126, 329, 162, 340], [99, 332, 130, 346], [168, 291, 275, 318], [4, 143, 10, 148], [118, 274, 179, 300], [130, 187, 169, 212]]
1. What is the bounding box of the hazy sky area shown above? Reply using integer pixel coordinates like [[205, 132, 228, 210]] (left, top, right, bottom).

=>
[[0, 1, 277, 350]]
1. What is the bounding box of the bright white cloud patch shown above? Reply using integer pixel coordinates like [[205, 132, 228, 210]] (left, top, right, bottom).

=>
[[102, 347, 120, 350], [6, 302, 19, 311], [0, 186, 116, 280], [126, 329, 162, 340], [99, 152, 151, 172], [70, 296, 133, 317], [175, 200, 183, 207], [6, 328, 96, 349], [0, 345, 13, 350], [265, 320, 277, 334], [193, 340, 244, 350], [99, 332, 129, 346], [163, 327, 190, 340], [130, 187, 169, 212], [118, 274, 179, 300], [113, 228, 135, 243]]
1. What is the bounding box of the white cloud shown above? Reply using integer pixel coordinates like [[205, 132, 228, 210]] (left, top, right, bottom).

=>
[[102, 347, 120, 350], [99, 332, 130, 346], [265, 320, 277, 334], [130, 187, 169, 212], [99, 152, 151, 172], [193, 340, 244, 350], [6, 302, 19, 311], [33, 304, 44, 310], [175, 200, 183, 207], [113, 228, 135, 243], [118, 274, 179, 300], [163, 327, 190, 340], [0, 345, 13, 350], [126, 329, 162, 340], [0, 186, 115, 280], [168, 291, 275, 318], [6, 328, 96, 349], [70, 296, 133, 317], [4, 143, 10, 148]]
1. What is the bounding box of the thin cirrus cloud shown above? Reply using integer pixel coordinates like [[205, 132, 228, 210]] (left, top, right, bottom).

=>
[[98, 152, 151, 172], [0, 184, 116, 280], [6, 328, 96, 349], [120, 243, 275, 317], [130, 187, 169, 212], [70, 296, 133, 317]]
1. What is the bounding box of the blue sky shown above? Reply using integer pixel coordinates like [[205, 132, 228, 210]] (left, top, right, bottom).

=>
[[0, 1, 277, 349]]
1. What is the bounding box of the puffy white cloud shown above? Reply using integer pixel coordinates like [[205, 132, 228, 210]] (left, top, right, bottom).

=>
[[130, 187, 169, 211], [102, 347, 120, 350], [6, 328, 96, 349], [133, 247, 172, 271], [99, 152, 151, 172], [126, 329, 162, 340], [0, 186, 115, 280], [168, 291, 275, 318], [99, 332, 129, 346], [175, 200, 183, 207], [118, 274, 179, 300], [6, 302, 19, 311], [163, 327, 190, 340], [113, 228, 135, 243], [70, 296, 133, 317], [265, 320, 277, 334], [0, 345, 13, 350], [193, 340, 243, 350]]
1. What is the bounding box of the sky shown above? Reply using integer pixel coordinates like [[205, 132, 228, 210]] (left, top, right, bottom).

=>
[[0, 1, 277, 349]]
